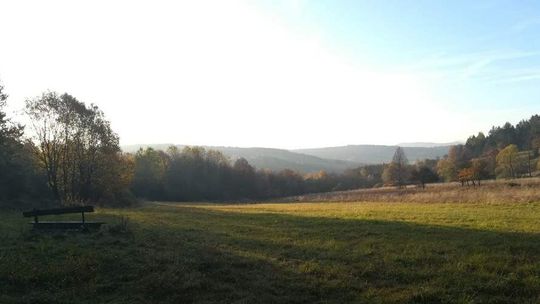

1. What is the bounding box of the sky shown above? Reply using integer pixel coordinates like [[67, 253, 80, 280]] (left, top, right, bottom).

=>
[[0, 0, 539, 149]]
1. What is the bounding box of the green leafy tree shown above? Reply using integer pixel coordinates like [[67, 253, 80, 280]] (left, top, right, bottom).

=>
[[513, 150, 534, 178], [496, 144, 519, 178], [410, 165, 439, 189], [466, 132, 487, 155], [232, 157, 258, 198], [436, 157, 457, 182], [532, 137, 540, 157], [132, 147, 168, 200], [0, 83, 24, 201], [0, 83, 49, 207], [382, 147, 409, 188]]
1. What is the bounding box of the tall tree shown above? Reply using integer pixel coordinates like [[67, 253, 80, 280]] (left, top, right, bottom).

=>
[[410, 165, 438, 189], [496, 144, 519, 178], [232, 157, 257, 198], [132, 147, 168, 200], [465, 132, 486, 155], [436, 157, 457, 182], [0, 83, 49, 206], [25, 92, 132, 205], [382, 147, 409, 188], [0, 83, 24, 201]]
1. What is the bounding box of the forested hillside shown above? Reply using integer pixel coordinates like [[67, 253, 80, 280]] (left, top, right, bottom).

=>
[[124, 145, 361, 173], [1, 79, 540, 207], [433, 115, 540, 183], [296, 145, 451, 164], [123, 144, 451, 172]]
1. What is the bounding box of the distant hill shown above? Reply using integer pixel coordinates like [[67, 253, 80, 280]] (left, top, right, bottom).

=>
[[210, 146, 362, 173], [295, 145, 451, 164], [123, 144, 175, 153], [122, 144, 361, 173], [396, 142, 463, 148], [122, 143, 452, 172]]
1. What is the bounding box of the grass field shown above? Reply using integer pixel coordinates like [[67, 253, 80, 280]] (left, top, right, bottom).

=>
[[285, 177, 540, 204], [2, 201, 540, 303]]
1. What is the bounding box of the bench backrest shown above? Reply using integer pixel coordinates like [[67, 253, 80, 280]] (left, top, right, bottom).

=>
[[23, 206, 94, 217]]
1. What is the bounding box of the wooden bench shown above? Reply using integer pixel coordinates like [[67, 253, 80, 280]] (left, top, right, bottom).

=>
[[23, 206, 104, 231]]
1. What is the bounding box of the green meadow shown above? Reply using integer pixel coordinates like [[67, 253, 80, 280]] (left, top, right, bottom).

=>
[[2, 201, 540, 303]]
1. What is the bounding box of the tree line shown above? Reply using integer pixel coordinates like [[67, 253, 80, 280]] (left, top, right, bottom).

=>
[[380, 116, 540, 188], [436, 116, 540, 184], [129, 146, 387, 201], [0, 84, 386, 207], [1, 81, 539, 208]]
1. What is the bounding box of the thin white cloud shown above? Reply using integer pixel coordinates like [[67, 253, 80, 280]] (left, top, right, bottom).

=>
[[407, 50, 540, 83], [485, 67, 540, 84]]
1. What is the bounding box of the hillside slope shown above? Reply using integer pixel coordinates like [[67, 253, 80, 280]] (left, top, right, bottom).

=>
[[122, 144, 360, 173], [208, 146, 360, 173], [122, 144, 451, 172], [295, 145, 450, 164]]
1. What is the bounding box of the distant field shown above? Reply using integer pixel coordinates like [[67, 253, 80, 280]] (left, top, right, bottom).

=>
[[2, 201, 540, 303], [285, 177, 540, 204]]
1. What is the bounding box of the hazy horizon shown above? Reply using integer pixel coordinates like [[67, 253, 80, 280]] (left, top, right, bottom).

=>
[[120, 141, 463, 150], [1, 0, 539, 149]]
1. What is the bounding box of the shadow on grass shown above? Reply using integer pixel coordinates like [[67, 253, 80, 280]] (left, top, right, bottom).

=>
[[2, 205, 540, 303]]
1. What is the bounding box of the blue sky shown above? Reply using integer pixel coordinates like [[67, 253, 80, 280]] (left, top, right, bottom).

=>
[[262, 0, 540, 107], [0, 0, 539, 148], [267, 1, 540, 65]]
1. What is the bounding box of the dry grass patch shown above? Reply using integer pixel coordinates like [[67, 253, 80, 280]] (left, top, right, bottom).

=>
[[283, 177, 540, 204]]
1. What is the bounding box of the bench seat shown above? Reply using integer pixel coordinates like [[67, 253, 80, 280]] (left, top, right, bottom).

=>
[[30, 221, 104, 230], [23, 206, 103, 231]]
